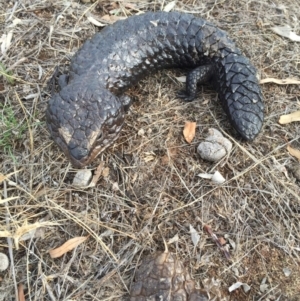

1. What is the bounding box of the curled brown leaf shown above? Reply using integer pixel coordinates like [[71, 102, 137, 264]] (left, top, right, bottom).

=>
[[183, 121, 196, 144], [49, 236, 88, 258], [287, 145, 300, 161], [18, 284, 25, 301], [278, 111, 300, 124]]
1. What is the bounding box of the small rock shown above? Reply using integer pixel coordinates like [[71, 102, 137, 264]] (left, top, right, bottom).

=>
[[112, 182, 119, 191], [197, 128, 232, 162], [0, 253, 9, 271], [242, 283, 251, 293], [283, 267, 291, 277], [138, 128, 145, 136], [232, 267, 239, 277], [72, 169, 92, 187], [260, 277, 268, 293], [260, 283, 269, 293]]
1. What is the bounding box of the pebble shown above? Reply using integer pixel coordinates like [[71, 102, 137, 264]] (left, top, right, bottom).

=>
[[197, 128, 232, 162], [0, 253, 9, 271]]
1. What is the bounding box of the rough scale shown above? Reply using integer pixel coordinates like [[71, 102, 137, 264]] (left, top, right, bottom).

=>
[[46, 11, 264, 168], [130, 252, 209, 301]]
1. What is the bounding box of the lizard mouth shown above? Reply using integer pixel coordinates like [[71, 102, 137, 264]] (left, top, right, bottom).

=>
[[68, 145, 107, 168]]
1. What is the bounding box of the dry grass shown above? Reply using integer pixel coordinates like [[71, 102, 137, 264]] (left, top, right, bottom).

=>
[[1, 0, 300, 300]]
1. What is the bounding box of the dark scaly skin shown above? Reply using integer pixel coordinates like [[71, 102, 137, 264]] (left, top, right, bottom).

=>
[[130, 251, 209, 300], [46, 11, 264, 168]]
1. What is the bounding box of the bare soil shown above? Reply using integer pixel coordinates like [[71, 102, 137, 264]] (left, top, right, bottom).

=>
[[0, 0, 300, 300]]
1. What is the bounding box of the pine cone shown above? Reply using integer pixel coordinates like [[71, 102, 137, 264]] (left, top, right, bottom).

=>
[[130, 252, 209, 301]]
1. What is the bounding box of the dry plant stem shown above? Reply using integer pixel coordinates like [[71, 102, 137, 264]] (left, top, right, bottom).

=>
[[4, 180, 19, 301], [41, 274, 57, 301], [166, 137, 299, 216], [65, 276, 94, 300], [231, 137, 300, 204], [46, 198, 118, 261], [16, 92, 34, 156], [1, 0, 300, 299], [220, 244, 261, 276], [257, 285, 280, 301], [5, 57, 27, 72]]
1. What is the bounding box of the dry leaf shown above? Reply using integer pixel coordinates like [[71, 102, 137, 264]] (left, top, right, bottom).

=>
[[112, 182, 119, 191], [90, 161, 105, 187], [0, 222, 50, 248], [279, 111, 300, 124], [49, 236, 88, 258], [229, 281, 251, 293], [10, 220, 58, 250], [228, 238, 236, 250], [0, 31, 13, 54], [211, 171, 226, 184], [283, 267, 291, 277], [197, 173, 214, 179], [100, 14, 113, 22], [167, 234, 179, 244], [161, 155, 170, 165], [287, 145, 300, 161], [18, 284, 25, 301], [87, 15, 106, 27], [183, 121, 196, 143], [143, 152, 156, 162], [189, 224, 200, 247], [163, 1, 176, 12], [175, 76, 186, 83], [0, 196, 19, 204], [260, 77, 300, 85], [102, 167, 110, 177], [101, 14, 125, 24], [197, 171, 225, 184], [161, 147, 178, 165], [271, 25, 300, 42], [20, 227, 45, 242], [202, 278, 223, 299], [260, 278, 268, 293]]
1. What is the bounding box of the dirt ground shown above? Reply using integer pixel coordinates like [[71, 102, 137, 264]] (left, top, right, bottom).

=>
[[1, 0, 300, 300]]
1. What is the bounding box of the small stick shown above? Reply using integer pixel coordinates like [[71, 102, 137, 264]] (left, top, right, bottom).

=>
[[4, 180, 19, 301], [204, 224, 231, 260]]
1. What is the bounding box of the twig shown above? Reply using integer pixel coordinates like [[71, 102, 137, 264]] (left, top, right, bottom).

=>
[[4, 180, 19, 301]]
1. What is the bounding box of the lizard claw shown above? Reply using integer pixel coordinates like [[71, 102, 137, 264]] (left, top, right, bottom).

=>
[[176, 90, 195, 102]]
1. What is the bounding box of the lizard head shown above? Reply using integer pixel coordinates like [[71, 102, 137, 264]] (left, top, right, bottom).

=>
[[46, 83, 125, 168]]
